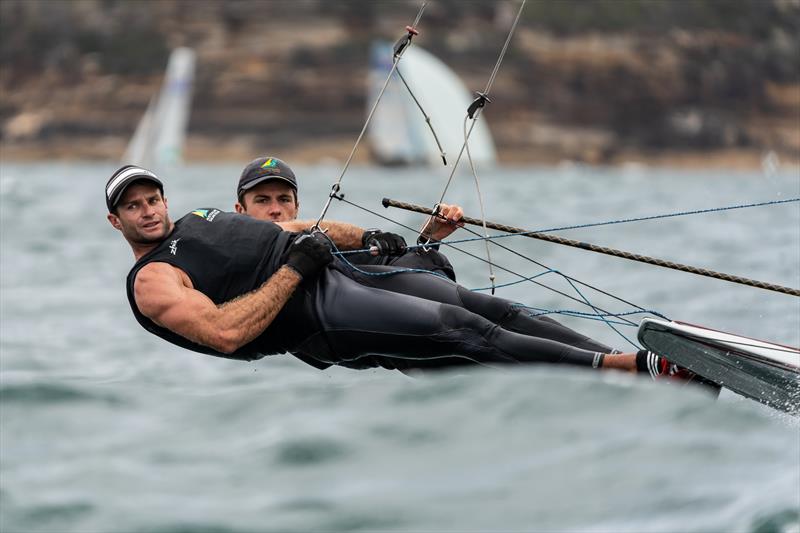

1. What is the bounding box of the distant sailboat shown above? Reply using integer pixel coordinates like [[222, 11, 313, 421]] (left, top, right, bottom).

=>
[[123, 47, 195, 169], [367, 41, 497, 167]]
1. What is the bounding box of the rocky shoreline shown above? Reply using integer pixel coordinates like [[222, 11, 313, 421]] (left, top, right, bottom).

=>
[[1, 1, 798, 170], [2, 133, 796, 172]]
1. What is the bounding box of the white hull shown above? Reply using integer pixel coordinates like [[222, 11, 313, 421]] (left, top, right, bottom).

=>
[[638, 318, 800, 413]]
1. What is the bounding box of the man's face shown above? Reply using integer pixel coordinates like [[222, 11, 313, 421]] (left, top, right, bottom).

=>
[[235, 180, 298, 222], [107, 182, 172, 244]]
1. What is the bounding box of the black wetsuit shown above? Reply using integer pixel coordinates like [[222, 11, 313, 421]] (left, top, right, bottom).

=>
[[125, 208, 615, 371], [345, 246, 456, 281]]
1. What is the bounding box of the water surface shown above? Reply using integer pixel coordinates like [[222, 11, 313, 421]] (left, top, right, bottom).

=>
[[1, 162, 798, 532]]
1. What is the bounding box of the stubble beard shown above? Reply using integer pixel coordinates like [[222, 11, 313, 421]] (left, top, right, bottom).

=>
[[124, 217, 171, 245]]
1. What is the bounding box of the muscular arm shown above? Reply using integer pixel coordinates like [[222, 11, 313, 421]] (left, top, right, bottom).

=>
[[134, 262, 302, 354], [277, 219, 364, 250]]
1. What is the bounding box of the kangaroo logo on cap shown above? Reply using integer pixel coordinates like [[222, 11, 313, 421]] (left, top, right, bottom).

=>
[[261, 158, 278, 169]]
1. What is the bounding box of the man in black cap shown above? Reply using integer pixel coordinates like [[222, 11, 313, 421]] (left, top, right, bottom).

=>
[[234, 156, 461, 280], [234, 156, 303, 224], [105, 164, 712, 388]]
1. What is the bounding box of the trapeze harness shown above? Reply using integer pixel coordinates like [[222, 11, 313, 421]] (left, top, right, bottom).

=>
[[126, 209, 614, 371]]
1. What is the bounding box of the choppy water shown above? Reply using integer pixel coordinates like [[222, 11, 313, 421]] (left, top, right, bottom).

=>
[[1, 161, 799, 533]]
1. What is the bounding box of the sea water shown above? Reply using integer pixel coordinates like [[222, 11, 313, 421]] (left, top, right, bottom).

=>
[[1, 161, 799, 532]]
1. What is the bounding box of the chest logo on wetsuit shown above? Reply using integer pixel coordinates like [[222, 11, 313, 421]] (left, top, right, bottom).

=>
[[191, 208, 220, 222], [169, 238, 180, 255]]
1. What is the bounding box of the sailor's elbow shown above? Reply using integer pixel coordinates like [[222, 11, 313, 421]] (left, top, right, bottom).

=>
[[216, 342, 239, 356], [209, 329, 244, 355]]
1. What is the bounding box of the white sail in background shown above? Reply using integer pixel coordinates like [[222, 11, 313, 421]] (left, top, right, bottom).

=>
[[123, 47, 195, 169], [367, 41, 497, 166], [124, 94, 157, 167]]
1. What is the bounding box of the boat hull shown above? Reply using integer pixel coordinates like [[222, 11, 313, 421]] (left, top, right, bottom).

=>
[[638, 318, 800, 414]]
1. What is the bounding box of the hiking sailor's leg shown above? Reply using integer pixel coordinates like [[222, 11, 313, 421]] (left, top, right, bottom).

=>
[[295, 269, 618, 372], [348, 266, 615, 352]]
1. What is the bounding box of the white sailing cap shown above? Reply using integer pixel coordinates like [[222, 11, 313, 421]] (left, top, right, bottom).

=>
[[105, 165, 163, 212]]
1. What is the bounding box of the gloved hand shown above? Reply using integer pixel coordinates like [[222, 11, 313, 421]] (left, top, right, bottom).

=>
[[284, 231, 333, 280], [362, 229, 407, 256]]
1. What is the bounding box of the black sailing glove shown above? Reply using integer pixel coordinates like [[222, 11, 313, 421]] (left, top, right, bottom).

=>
[[362, 229, 407, 256], [284, 231, 333, 280]]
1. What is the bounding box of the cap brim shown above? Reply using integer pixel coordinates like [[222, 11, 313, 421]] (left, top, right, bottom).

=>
[[239, 175, 297, 194], [107, 167, 163, 210]]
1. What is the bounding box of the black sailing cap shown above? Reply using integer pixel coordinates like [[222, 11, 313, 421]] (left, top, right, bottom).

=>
[[237, 156, 297, 198], [105, 165, 164, 212]]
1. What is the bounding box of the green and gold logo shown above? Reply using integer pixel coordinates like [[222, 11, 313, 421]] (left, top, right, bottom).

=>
[[191, 208, 220, 221]]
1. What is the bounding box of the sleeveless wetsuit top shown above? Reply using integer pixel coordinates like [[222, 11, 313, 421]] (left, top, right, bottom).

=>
[[125, 208, 307, 361]]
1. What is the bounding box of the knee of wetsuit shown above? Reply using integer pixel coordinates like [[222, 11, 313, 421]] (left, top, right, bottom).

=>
[[420, 250, 456, 281], [391, 249, 456, 281], [455, 285, 514, 324], [438, 302, 494, 334]]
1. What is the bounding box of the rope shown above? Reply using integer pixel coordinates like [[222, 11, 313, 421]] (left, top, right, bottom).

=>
[[428, 0, 527, 211], [523, 197, 800, 234], [397, 197, 800, 245], [463, 115, 497, 293], [311, 2, 427, 228], [392, 197, 800, 252], [383, 197, 800, 297], [331, 194, 648, 329], [330, 241, 652, 349], [421, 0, 527, 292], [395, 66, 447, 166]]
